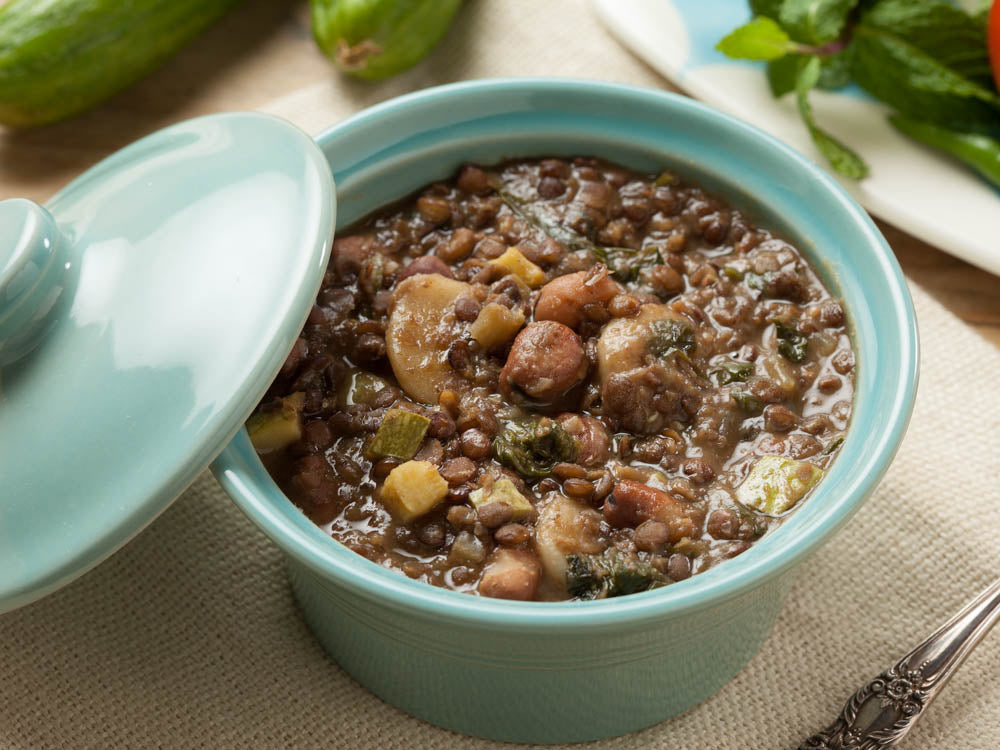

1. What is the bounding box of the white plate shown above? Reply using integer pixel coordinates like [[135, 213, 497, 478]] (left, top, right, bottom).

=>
[[593, 0, 1000, 276]]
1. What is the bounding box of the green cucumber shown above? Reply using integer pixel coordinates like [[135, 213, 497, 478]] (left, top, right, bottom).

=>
[[310, 0, 462, 81], [0, 0, 243, 127]]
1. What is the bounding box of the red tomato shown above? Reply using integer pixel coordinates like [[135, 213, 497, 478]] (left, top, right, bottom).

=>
[[991, 0, 1000, 92]]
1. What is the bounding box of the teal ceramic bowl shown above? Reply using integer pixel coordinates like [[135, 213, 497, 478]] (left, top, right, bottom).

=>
[[212, 79, 918, 743]]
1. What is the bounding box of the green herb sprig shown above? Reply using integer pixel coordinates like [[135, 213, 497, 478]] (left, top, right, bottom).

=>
[[717, 0, 1000, 187]]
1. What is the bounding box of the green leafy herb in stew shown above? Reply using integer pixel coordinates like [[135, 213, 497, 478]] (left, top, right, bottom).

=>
[[248, 157, 855, 601]]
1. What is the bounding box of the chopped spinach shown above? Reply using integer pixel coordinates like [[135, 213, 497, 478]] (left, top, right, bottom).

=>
[[567, 550, 667, 600], [774, 320, 809, 363], [592, 244, 663, 283], [726, 503, 769, 540], [648, 318, 696, 359], [491, 176, 672, 281], [732, 389, 765, 415], [710, 359, 756, 386], [491, 180, 599, 253], [822, 435, 845, 455], [493, 418, 577, 478]]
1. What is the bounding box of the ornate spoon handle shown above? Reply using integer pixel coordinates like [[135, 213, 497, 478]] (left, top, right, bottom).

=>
[[800, 577, 1000, 749]]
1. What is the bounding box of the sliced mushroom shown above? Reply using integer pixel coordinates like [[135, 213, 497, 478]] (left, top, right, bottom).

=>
[[386, 274, 472, 405], [596, 303, 703, 433], [534, 493, 605, 590], [597, 304, 691, 383]]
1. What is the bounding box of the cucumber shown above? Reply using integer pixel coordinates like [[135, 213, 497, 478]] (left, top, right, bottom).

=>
[[0, 0, 243, 127], [311, 0, 462, 81]]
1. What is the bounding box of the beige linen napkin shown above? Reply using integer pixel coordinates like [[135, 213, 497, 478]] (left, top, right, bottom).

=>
[[3, 2, 999, 748]]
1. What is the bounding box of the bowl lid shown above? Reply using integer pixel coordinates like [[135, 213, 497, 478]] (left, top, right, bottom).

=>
[[0, 113, 334, 613]]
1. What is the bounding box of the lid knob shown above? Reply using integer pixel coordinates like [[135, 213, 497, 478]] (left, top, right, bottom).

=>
[[0, 199, 67, 366]]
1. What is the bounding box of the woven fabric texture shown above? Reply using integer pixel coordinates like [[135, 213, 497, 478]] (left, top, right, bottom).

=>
[[4, 2, 999, 747]]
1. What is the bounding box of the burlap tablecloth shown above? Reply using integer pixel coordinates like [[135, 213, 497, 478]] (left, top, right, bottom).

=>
[[3, 2, 998, 747]]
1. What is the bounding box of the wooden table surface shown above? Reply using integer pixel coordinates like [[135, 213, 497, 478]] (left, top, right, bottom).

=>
[[3, 0, 998, 348]]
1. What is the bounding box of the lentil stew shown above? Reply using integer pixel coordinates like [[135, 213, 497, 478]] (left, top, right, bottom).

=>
[[248, 157, 854, 602]]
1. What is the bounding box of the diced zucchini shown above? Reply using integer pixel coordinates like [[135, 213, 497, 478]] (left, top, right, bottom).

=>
[[380, 460, 449, 521], [469, 302, 525, 351], [489, 247, 546, 288], [367, 409, 430, 459], [337, 370, 390, 407], [654, 170, 679, 187], [246, 392, 305, 453], [737, 455, 824, 515], [723, 266, 744, 282], [670, 537, 709, 557], [469, 478, 534, 520]]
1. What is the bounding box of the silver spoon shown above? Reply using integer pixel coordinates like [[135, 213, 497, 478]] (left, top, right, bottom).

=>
[[800, 577, 1000, 749]]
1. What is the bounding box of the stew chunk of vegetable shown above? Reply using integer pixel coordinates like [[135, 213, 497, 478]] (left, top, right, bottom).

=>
[[737, 455, 824, 515]]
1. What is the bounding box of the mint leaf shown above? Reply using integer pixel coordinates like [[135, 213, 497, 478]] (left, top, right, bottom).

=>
[[779, 0, 860, 44], [750, 0, 786, 19], [861, 0, 993, 89], [889, 114, 1000, 188], [768, 54, 808, 97], [716, 17, 796, 60], [817, 46, 853, 89], [796, 56, 869, 178], [807, 124, 870, 178], [850, 25, 1000, 133], [767, 39, 852, 97]]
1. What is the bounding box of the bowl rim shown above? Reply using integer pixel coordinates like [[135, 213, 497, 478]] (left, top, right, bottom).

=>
[[213, 77, 919, 630]]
